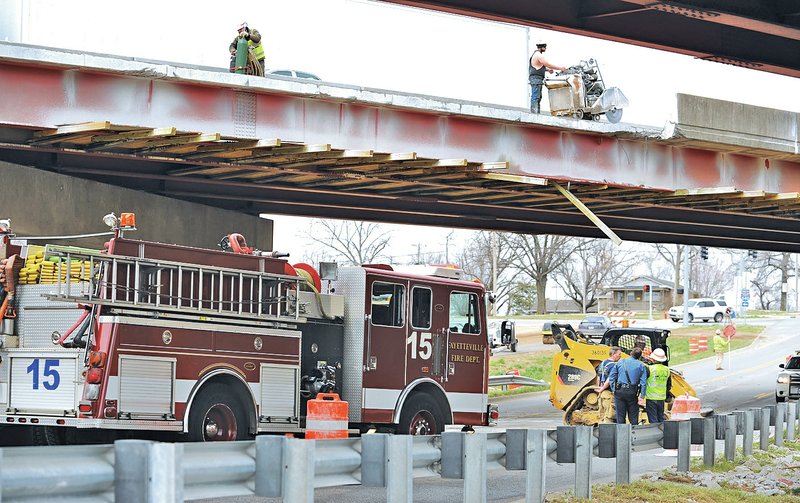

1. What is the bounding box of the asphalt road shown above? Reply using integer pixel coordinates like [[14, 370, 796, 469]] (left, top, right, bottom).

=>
[[199, 317, 797, 503]]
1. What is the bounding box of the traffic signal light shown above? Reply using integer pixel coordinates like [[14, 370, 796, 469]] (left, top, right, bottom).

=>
[[643, 284, 650, 293], [700, 246, 708, 260]]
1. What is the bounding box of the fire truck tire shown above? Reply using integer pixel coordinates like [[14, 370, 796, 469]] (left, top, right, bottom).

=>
[[188, 383, 250, 442], [397, 392, 446, 435], [31, 425, 66, 446]]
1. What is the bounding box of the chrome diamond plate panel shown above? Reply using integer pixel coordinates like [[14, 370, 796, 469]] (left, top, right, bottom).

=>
[[333, 267, 365, 422], [16, 284, 87, 349]]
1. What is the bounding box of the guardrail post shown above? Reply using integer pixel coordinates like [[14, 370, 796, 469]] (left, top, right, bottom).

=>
[[743, 410, 754, 457], [284, 438, 315, 503], [153, 442, 183, 502], [505, 429, 527, 470], [677, 420, 690, 473], [463, 433, 487, 503], [255, 435, 286, 497], [724, 414, 737, 461], [732, 410, 745, 435], [788, 402, 797, 442], [615, 423, 631, 484], [776, 402, 787, 447], [574, 426, 592, 499], [760, 406, 771, 450], [116, 440, 150, 503], [360, 434, 387, 487], [525, 429, 547, 503], [441, 431, 464, 479], [702, 416, 715, 466], [387, 435, 413, 503], [750, 407, 761, 432]]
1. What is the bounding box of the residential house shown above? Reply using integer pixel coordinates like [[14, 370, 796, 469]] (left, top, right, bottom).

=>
[[598, 275, 674, 313]]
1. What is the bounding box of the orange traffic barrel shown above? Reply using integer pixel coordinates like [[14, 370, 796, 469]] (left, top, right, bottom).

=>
[[698, 336, 708, 352], [305, 393, 348, 439], [671, 394, 702, 420], [507, 369, 521, 390], [689, 337, 699, 354]]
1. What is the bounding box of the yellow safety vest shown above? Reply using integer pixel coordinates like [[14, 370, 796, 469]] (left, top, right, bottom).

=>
[[713, 334, 728, 351], [249, 39, 265, 61], [645, 364, 669, 401]]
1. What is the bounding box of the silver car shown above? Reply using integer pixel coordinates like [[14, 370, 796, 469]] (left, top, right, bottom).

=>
[[577, 315, 614, 339], [776, 353, 800, 402]]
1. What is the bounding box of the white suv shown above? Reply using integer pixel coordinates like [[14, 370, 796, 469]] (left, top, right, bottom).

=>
[[668, 298, 729, 323]]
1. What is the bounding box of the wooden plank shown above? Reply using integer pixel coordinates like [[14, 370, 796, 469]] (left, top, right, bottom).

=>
[[136, 133, 222, 153], [475, 172, 548, 185], [552, 181, 622, 246], [480, 162, 509, 170], [33, 121, 113, 139], [672, 186, 740, 197], [233, 143, 331, 162], [181, 138, 281, 159], [87, 127, 178, 151]]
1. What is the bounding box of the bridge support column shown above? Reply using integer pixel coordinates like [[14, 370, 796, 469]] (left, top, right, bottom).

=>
[[760, 406, 772, 450], [743, 410, 754, 457]]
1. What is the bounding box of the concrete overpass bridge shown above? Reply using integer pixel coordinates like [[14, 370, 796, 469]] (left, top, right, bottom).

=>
[[0, 43, 798, 252]]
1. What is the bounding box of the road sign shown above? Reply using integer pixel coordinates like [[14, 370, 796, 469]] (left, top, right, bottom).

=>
[[741, 289, 750, 295], [741, 301, 750, 307]]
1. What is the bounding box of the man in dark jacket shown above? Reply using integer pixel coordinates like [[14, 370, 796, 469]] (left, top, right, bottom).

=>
[[605, 347, 647, 424]]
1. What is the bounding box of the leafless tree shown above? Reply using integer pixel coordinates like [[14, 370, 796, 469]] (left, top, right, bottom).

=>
[[457, 231, 515, 314], [507, 234, 583, 314], [746, 251, 783, 310], [554, 238, 632, 313], [302, 219, 392, 266], [654, 244, 683, 305]]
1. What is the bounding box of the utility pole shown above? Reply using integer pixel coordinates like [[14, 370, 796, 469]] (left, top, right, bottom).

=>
[[491, 233, 498, 316], [682, 245, 690, 327]]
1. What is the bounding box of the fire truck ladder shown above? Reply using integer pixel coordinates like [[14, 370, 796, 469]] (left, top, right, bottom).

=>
[[43, 246, 302, 324]]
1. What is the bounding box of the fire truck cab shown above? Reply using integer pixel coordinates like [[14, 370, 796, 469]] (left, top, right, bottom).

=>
[[0, 218, 491, 442]]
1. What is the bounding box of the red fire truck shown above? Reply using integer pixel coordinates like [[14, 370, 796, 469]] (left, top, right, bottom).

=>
[[0, 214, 494, 443]]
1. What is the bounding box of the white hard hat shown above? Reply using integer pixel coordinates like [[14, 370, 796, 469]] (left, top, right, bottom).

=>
[[715, 329, 721, 335], [651, 348, 667, 363], [237, 22, 248, 31]]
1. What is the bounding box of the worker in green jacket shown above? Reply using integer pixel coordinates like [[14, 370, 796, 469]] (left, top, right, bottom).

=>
[[713, 328, 729, 370], [229, 22, 265, 74], [644, 348, 671, 423]]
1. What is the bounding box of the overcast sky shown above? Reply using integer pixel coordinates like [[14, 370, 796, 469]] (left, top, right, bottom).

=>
[[3, 0, 799, 275]]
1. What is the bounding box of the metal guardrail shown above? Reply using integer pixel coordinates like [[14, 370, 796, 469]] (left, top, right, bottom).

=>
[[487, 375, 548, 387], [0, 402, 795, 502]]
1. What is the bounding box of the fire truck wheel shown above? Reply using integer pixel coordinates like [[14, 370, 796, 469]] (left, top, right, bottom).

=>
[[188, 384, 249, 442], [31, 426, 66, 446], [398, 393, 446, 435]]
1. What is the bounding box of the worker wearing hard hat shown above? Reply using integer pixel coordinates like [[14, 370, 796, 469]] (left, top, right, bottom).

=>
[[713, 329, 729, 370], [644, 348, 671, 423], [528, 40, 567, 114], [229, 22, 265, 74]]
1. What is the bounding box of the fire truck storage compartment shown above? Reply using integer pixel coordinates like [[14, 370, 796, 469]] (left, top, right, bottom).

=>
[[16, 284, 89, 348], [260, 364, 299, 423], [118, 355, 176, 418], [8, 350, 81, 415]]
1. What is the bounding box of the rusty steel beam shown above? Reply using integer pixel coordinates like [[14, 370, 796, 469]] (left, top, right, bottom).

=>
[[0, 56, 797, 196]]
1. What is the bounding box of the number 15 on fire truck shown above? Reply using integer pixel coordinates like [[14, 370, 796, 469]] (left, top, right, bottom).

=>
[[0, 213, 496, 443]]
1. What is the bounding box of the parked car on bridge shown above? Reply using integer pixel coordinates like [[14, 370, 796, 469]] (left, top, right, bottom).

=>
[[776, 352, 800, 402], [667, 298, 730, 323], [267, 69, 321, 80], [577, 315, 614, 339]]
